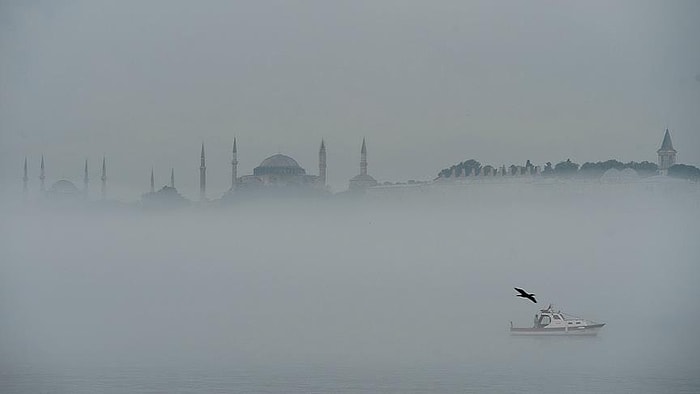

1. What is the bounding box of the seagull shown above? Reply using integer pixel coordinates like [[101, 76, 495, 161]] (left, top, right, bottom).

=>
[[514, 287, 537, 303]]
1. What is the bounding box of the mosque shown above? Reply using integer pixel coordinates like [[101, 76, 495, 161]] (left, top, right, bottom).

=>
[[225, 138, 328, 198], [20, 129, 684, 204], [22, 136, 379, 204]]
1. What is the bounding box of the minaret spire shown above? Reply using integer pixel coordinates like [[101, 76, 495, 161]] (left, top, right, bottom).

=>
[[170, 168, 175, 188], [360, 138, 367, 176], [39, 155, 46, 192], [83, 159, 89, 199], [319, 139, 326, 186], [150, 168, 155, 193], [23, 157, 28, 198], [199, 143, 206, 201], [100, 156, 107, 200], [231, 138, 238, 190]]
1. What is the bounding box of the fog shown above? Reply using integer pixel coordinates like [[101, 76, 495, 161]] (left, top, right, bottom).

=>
[[2, 0, 700, 199], [1, 189, 699, 392], [2, 0, 700, 392]]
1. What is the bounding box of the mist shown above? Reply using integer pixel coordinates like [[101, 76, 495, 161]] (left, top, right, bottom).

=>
[[1, 188, 699, 392], [2, 0, 700, 392], [2, 0, 700, 200]]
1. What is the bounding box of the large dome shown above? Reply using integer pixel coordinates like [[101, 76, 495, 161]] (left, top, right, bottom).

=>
[[258, 154, 302, 169], [49, 180, 80, 194], [254, 154, 306, 176]]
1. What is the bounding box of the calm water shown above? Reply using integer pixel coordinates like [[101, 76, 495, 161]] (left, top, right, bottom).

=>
[[3, 324, 699, 393], [2, 197, 699, 393], [2, 362, 699, 393]]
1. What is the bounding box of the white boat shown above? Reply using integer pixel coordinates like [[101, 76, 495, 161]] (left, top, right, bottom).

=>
[[510, 305, 605, 336]]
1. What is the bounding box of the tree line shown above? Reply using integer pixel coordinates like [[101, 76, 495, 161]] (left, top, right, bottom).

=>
[[438, 159, 699, 181]]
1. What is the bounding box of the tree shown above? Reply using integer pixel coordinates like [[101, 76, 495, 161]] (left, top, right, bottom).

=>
[[542, 162, 554, 177], [554, 159, 579, 178], [626, 161, 658, 177], [439, 159, 481, 178], [579, 159, 624, 179], [525, 160, 534, 172], [668, 164, 700, 181]]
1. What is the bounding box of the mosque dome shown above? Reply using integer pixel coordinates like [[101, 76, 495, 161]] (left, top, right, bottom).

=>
[[254, 154, 306, 176], [259, 154, 302, 169], [349, 173, 378, 190], [49, 180, 80, 194]]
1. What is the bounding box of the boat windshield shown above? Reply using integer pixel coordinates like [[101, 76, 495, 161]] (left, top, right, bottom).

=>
[[538, 315, 551, 327]]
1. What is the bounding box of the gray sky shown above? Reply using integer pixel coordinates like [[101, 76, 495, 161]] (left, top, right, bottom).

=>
[[1, 0, 699, 199]]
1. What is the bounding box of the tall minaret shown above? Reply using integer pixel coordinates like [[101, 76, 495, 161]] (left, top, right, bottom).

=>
[[231, 138, 238, 190], [83, 159, 89, 200], [360, 138, 368, 176], [39, 155, 46, 192], [170, 168, 175, 188], [150, 168, 155, 193], [319, 139, 326, 186], [100, 156, 107, 200], [23, 157, 28, 199], [200, 143, 206, 201]]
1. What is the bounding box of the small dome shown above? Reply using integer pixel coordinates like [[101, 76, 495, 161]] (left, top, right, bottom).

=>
[[258, 154, 301, 169], [349, 173, 378, 190], [49, 180, 80, 194], [620, 168, 640, 180], [350, 174, 377, 182], [600, 168, 621, 182]]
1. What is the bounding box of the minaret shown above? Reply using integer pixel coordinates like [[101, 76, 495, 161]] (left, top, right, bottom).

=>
[[39, 155, 45, 192], [150, 168, 155, 193], [348, 137, 378, 191], [170, 168, 175, 188], [200, 143, 206, 201], [319, 139, 326, 186], [100, 156, 107, 200], [83, 159, 89, 200], [23, 157, 28, 199], [360, 138, 367, 176], [231, 138, 238, 190], [657, 128, 677, 173]]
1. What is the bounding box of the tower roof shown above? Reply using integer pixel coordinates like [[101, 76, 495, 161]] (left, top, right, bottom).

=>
[[658, 129, 676, 152], [361, 138, 366, 154]]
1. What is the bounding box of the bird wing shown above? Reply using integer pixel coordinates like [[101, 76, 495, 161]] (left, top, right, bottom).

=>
[[529, 295, 538, 303], [514, 287, 527, 296]]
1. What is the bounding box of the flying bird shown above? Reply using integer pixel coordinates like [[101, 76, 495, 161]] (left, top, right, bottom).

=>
[[514, 287, 537, 303]]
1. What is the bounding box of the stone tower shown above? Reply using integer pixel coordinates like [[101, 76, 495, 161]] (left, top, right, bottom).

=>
[[200, 143, 206, 201], [319, 139, 326, 186], [170, 168, 175, 188], [231, 138, 238, 190], [657, 128, 677, 173]]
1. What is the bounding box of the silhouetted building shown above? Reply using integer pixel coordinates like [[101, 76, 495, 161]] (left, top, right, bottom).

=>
[[657, 128, 677, 173], [47, 179, 82, 200], [225, 139, 328, 199], [349, 138, 378, 191]]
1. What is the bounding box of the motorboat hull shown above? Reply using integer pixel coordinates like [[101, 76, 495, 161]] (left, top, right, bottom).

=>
[[510, 323, 605, 336]]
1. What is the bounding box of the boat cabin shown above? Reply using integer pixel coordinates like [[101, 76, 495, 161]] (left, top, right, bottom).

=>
[[533, 306, 584, 329]]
